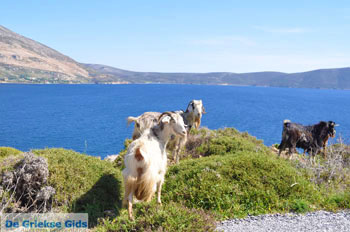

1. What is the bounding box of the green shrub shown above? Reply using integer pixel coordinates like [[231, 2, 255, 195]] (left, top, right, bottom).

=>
[[324, 193, 350, 210], [95, 201, 215, 232], [0, 148, 25, 177], [0, 147, 22, 160], [291, 199, 310, 213], [185, 128, 269, 159], [163, 151, 321, 219]]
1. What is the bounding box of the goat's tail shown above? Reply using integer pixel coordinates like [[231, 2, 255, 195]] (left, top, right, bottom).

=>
[[133, 147, 157, 202], [127, 116, 139, 126]]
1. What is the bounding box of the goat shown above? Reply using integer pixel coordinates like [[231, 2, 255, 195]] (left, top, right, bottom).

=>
[[278, 120, 338, 163], [127, 112, 160, 140], [126, 100, 206, 163], [184, 100, 206, 129], [122, 111, 187, 219]]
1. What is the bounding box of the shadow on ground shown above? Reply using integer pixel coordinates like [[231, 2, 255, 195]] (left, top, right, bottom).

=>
[[72, 174, 123, 227]]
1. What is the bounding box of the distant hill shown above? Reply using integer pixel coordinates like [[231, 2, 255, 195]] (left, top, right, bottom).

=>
[[84, 64, 350, 89], [1, 25, 350, 89]]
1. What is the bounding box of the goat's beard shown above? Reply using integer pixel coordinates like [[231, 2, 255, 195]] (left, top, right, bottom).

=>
[[194, 117, 201, 129]]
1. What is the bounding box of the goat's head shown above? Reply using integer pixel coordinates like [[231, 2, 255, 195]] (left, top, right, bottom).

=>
[[327, 121, 338, 138], [186, 100, 206, 117], [158, 111, 187, 137]]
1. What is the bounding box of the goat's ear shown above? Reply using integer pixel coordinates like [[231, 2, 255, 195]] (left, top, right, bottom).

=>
[[161, 115, 171, 124], [202, 106, 206, 114]]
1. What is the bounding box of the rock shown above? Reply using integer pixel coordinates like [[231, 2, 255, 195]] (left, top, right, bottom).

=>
[[104, 154, 119, 162]]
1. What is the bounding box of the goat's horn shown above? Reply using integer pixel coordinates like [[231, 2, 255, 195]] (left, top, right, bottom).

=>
[[186, 101, 194, 110], [158, 111, 174, 122]]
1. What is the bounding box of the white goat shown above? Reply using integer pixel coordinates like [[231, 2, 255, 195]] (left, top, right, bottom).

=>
[[126, 100, 206, 163], [184, 100, 206, 129], [122, 111, 187, 219]]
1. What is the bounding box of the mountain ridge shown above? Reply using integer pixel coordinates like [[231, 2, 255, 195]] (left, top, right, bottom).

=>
[[1, 25, 350, 89]]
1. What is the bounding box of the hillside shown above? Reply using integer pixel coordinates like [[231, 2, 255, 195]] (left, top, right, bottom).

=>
[[1, 25, 350, 89], [0, 25, 90, 83]]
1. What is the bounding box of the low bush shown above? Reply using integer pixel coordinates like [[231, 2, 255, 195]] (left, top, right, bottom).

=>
[[294, 142, 350, 197], [95, 201, 215, 232], [324, 192, 350, 210], [291, 199, 310, 213], [163, 150, 322, 219], [0, 147, 22, 160], [183, 128, 269, 160]]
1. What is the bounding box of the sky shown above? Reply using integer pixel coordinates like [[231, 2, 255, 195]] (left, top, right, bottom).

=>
[[1, 0, 350, 73]]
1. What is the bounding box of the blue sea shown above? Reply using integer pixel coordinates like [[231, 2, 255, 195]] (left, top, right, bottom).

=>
[[0, 84, 349, 158]]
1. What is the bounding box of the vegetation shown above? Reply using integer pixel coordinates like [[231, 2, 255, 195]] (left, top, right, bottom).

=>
[[95, 202, 215, 232], [0, 146, 22, 160], [1, 128, 350, 231], [0, 148, 123, 226], [163, 151, 320, 218], [0, 147, 23, 174]]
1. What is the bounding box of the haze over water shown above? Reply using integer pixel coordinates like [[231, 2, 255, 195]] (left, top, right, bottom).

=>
[[0, 84, 349, 158]]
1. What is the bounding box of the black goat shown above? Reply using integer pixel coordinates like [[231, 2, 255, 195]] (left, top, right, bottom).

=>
[[278, 120, 337, 162]]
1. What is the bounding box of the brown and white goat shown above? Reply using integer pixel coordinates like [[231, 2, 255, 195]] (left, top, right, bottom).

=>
[[122, 112, 187, 219]]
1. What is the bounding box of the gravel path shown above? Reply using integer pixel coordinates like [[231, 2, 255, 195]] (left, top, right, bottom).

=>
[[217, 210, 350, 232]]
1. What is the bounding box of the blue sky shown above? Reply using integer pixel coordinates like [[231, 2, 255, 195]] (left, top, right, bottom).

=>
[[1, 0, 350, 73]]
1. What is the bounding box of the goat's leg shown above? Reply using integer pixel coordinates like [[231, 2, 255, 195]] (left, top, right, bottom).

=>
[[156, 181, 163, 205], [278, 142, 285, 157], [175, 149, 180, 164], [323, 144, 327, 159], [172, 141, 179, 163], [309, 151, 315, 165], [287, 147, 294, 160], [172, 149, 177, 163], [123, 178, 131, 207], [175, 139, 183, 164], [127, 192, 134, 220]]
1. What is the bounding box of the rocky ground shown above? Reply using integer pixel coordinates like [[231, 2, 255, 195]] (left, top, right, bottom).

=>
[[217, 210, 350, 232]]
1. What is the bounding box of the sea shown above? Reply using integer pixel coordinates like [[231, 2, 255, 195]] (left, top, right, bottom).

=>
[[0, 84, 349, 158]]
